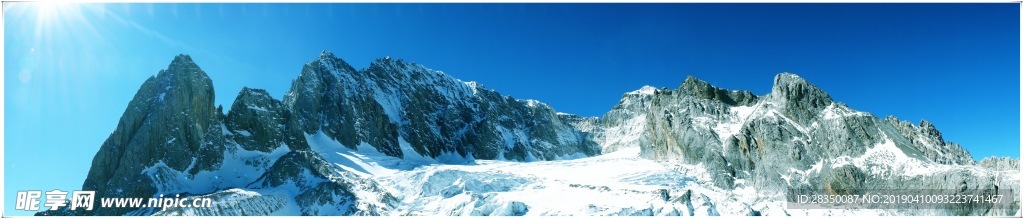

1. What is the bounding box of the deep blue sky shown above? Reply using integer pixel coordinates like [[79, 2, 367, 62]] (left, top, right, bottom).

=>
[[4, 3, 1019, 215]]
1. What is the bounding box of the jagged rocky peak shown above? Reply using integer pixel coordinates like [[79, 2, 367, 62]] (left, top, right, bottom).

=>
[[74, 54, 226, 216], [679, 75, 759, 106], [770, 73, 833, 106], [370, 55, 410, 69], [768, 73, 834, 125], [882, 115, 975, 165], [918, 119, 945, 142], [315, 50, 358, 73], [278, 52, 600, 161], [979, 157, 1020, 171], [365, 56, 417, 83], [169, 54, 196, 67], [225, 87, 289, 152], [365, 55, 460, 88], [234, 87, 274, 101], [283, 51, 358, 136], [319, 50, 334, 59], [625, 85, 659, 96], [228, 87, 280, 115], [159, 54, 218, 125]]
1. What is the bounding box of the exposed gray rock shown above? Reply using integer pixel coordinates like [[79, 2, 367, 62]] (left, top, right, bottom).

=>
[[56, 53, 1017, 216], [225, 88, 289, 152], [55, 52, 606, 216], [768, 73, 833, 126], [594, 85, 657, 153], [76, 55, 225, 215], [979, 157, 1020, 171], [282, 51, 599, 161], [602, 72, 1018, 216], [249, 150, 397, 215], [51, 54, 398, 216], [885, 116, 975, 165], [283, 53, 401, 157], [680, 75, 758, 106]]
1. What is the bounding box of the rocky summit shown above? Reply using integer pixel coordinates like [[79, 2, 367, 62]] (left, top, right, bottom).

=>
[[41, 53, 1019, 216]]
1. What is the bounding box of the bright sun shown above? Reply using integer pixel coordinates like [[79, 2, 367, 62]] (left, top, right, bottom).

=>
[[34, 1, 68, 23]]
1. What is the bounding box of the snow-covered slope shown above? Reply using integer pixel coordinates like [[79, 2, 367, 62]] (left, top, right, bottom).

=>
[[265, 129, 1019, 216]]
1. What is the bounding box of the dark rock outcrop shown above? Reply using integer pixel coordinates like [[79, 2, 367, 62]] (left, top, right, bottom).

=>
[[282, 52, 599, 161], [78, 55, 225, 215], [225, 88, 290, 152]]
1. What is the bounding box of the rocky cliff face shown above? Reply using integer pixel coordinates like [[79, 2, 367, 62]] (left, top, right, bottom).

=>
[[596, 73, 1018, 216], [282, 52, 599, 161], [46, 53, 1017, 216], [597, 72, 980, 172], [47, 53, 601, 216], [73, 55, 225, 216], [885, 116, 975, 165], [45, 55, 397, 216]]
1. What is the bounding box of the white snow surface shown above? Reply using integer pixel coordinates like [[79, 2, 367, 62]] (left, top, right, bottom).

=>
[[626, 85, 658, 95], [306, 130, 473, 178], [600, 114, 647, 153], [148, 111, 1012, 216], [379, 147, 713, 215], [140, 142, 290, 196], [246, 105, 269, 113], [712, 104, 757, 150], [826, 130, 978, 178], [301, 132, 795, 216]]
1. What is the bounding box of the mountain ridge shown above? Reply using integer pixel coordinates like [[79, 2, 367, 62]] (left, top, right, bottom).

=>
[[40, 53, 1018, 216]]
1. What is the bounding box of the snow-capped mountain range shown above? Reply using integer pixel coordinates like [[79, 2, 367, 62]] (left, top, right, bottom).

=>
[[40, 52, 1019, 216]]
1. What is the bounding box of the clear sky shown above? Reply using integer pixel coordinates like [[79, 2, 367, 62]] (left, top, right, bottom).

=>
[[4, 3, 1019, 215]]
